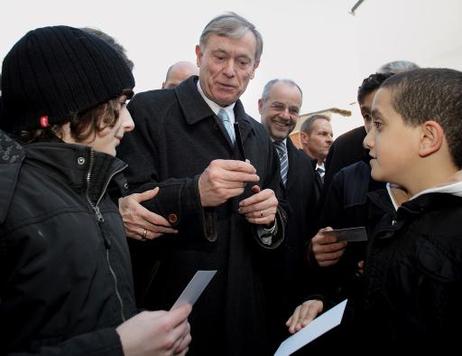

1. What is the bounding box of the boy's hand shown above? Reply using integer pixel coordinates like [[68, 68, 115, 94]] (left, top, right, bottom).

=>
[[286, 300, 323, 334]]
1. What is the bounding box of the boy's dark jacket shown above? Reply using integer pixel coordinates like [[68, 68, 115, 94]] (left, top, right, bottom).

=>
[[302, 179, 462, 354], [0, 130, 136, 355], [351, 184, 462, 352]]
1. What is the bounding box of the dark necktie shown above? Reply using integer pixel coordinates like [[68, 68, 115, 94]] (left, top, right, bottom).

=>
[[316, 166, 325, 183]]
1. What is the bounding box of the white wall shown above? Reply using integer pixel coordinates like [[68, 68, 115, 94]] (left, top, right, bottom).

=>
[[1, 0, 461, 138]]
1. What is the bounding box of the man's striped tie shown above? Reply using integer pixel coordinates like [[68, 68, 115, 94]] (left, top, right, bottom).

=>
[[273, 140, 288, 186]]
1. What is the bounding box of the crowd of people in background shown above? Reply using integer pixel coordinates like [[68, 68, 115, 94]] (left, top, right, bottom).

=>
[[1, 11, 462, 356]]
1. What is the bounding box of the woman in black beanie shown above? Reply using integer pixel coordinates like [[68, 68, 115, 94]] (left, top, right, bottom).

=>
[[0, 26, 191, 355]]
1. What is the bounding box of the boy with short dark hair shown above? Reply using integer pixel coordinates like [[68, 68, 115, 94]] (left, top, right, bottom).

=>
[[288, 68, 462, 352], [361, 68, 462, 351]]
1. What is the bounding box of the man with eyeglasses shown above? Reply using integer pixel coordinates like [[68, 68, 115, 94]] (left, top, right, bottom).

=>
[[259, 78, 317, 348]]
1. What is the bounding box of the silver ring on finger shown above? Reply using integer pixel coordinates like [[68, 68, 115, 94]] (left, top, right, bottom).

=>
[[142, 228, 148, 241]]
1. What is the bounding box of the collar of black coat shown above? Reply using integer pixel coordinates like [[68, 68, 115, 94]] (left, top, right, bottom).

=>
[[23, 142, 127, 204], [174, 76, 255, 140], [398, 192, 462, 219]]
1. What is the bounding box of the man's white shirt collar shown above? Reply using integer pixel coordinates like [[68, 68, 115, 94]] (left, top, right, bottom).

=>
[[197, 80, 235, 124]]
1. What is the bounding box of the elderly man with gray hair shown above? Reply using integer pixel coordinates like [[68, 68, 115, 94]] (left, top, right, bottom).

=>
[[118, 12, 285, 355]]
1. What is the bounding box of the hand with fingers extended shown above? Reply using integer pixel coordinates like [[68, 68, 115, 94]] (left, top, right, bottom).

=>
[[198, 159, 260, 207], [117, 304, 192, 356], [119, 187, 178, 241], [286, 299, 324, 334], [238, 185, 278, 226], [310, 227, 348, 267]]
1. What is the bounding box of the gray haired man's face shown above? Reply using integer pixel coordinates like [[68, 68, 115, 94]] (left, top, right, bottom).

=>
[[196, 32, 259, 106]]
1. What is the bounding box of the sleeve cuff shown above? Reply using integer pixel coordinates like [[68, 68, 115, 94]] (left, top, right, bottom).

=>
[[257, 219, 278, 246]]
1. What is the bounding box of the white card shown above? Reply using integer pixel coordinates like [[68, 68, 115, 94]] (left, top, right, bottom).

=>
[[274, 299, 347, 356], [170, 270, 217, 310]]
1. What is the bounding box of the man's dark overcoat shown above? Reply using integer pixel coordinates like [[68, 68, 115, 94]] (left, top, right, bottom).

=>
[[118, 76, 284, 356]]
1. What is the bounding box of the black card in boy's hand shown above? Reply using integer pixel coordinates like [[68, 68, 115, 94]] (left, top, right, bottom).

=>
[[324, 226, 368, 242]]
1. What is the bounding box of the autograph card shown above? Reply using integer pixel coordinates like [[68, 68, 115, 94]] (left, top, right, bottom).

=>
[[171, 270, 217, 310], [274, 300, 348, 356]]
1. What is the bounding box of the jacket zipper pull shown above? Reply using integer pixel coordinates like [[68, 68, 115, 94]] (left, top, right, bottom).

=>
[[94, 205, 104, 223], [94, 206, 111, 249]]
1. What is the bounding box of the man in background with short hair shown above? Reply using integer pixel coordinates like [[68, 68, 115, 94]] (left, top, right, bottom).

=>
[[162, 61, 198, 89], [300, 114, 333, 202]]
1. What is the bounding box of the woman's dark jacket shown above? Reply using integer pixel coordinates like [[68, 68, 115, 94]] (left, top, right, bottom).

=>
[[0, 132, 137, 355]]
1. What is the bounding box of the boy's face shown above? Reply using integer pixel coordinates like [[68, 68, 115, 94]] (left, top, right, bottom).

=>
[[364, 88, 421, 187]]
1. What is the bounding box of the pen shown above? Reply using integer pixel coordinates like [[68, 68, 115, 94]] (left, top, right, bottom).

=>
[[234, 122, 246, 161]]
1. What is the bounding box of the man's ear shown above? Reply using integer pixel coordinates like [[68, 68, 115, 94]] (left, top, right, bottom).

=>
[[300, 131, 308, 144], [195, 45, 202, 67], [257, 98, 264, 114], [250, 60, 260, 80], [419, 120, 444, 157]]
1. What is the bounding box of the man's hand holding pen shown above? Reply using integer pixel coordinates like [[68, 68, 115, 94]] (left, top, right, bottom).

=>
[[198, 159, 260, 207]]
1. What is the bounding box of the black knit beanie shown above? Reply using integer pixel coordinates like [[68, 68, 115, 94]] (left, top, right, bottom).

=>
[[0, 25, 135, 132]]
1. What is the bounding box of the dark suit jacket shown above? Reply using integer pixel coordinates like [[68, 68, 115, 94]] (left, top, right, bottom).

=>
[[309, 157, 324, 210], [285, 141, 318, 250], [117, 76, 284, 356], [266, 139, 318, 338], [323, 125, 368, 193]]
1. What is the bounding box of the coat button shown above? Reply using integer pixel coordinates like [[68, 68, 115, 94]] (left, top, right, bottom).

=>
[[77, 157, 86, 165], [168, 213, 178, 224]]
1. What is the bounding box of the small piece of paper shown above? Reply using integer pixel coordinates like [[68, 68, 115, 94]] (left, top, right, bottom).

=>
[[170, 270, 217, 310], [274, 299, 347, 356], [324, 226, 368, 242]]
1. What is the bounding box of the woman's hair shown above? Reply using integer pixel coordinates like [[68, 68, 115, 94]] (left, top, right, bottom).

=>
[[17, 89, 133, 145]]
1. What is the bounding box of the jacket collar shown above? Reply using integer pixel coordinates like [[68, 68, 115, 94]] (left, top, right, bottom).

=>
[[410, 171, 462, 200], [24, 142, 127, 204], [382, 170, 462, 213], [399, 192, 462, 219]]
